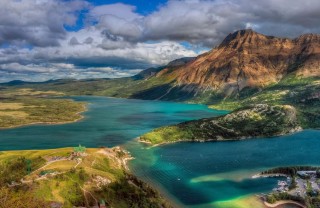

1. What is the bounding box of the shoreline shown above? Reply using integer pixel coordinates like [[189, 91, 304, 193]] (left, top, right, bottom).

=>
[[138, 128, 303, 148], [0, 146, 173, 207], [264, 200, 306, 208], [128, 162, 184, 208], [252, 173, 288, 179]]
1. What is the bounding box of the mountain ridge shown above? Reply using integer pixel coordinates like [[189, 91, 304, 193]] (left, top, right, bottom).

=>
[[150, 29, 320, 97], [1, 29, 320, 103]]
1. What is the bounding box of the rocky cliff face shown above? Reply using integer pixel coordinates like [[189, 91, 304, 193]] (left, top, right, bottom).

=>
[[153, 29, 320, 96]]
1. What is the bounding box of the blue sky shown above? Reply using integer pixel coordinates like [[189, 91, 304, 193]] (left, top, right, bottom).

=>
[[65, 0, 168, 31], [90, 0, 168, 14], [0, 0, 320, 83]]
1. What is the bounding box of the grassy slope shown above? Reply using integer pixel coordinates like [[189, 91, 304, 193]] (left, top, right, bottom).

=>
[[0, 147, 172, 208], [140, 104, 301, 145], [0, 88, 86, 128], [207, 76, 320, 128]]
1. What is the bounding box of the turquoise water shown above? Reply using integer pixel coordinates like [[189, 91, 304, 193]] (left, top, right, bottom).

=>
[[0, 96, 226, 150], [0, 96, 319, 207], [129, 130, 320, 207]]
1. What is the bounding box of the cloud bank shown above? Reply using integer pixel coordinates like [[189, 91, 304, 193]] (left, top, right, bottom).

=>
[[1, 0, 320, 82]]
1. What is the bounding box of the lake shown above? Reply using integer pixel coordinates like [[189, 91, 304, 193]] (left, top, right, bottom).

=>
[[0, 96, 319, 207]]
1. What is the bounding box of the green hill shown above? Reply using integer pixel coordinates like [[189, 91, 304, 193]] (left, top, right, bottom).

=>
[[0, 147, 171, 208], [140, 104, 301, 145]]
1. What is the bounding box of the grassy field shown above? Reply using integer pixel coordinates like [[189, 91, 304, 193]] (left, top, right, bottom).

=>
[[0, 147, 172, 208], [0, 88, 86, 129]]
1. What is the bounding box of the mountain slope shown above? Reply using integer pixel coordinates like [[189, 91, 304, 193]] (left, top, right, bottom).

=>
[[2, 29, 319, 102], [140, 29, 320, 98]]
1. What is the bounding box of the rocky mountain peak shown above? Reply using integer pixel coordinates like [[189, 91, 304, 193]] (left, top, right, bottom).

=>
[[295, 33, 320, 44], [218, 29, 268, 48], [150, 29, 320, 96]]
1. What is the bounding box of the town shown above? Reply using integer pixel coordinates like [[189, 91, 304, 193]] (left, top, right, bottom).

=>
[[257, 167, 320, 208]]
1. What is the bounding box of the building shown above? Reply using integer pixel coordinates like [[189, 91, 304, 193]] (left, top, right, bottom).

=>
[[98, 199, 107, 208], [297, 171, 316, 178], [73, 144, 86, 156]]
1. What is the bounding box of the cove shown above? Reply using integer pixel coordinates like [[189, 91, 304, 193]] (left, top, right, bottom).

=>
[[128, 129, 320, 207], [0, 96, 319, 207]]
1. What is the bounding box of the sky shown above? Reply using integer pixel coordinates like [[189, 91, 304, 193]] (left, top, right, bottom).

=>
[[1, 0, 320, 83]]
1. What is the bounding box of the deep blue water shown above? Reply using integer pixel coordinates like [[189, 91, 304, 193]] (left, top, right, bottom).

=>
[[0, 96, 319, 207]]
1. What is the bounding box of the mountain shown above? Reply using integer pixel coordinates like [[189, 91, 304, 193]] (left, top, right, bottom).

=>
[[143, 29, 320, 97], [2, 29, 320, 101]]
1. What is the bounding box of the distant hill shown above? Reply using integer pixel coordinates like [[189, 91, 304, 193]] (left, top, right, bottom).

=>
[[133, 57, 196, 80]]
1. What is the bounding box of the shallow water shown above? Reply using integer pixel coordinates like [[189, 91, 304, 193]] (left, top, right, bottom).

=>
[[0, 96, 319, 207], [129, 130, 320, 207]]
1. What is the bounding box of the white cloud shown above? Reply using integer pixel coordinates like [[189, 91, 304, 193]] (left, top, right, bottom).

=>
[[89, 3, 142, 21], [87, 3, 143, 42], [140, 0, 320, 46], [2, 0, 320, 82], [0, 0, 89, 47], [0, 62, 143, 83], [0, 63, 53, 73], [1, 38, 197, 69]]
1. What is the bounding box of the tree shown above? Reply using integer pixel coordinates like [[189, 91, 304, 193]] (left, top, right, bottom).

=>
[[289, 176, 297, 190], [266, 194, 277, 204]]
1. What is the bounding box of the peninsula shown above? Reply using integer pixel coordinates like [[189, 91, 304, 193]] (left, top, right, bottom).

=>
[[139, 104, 302, 145], [0, 88, 86, 129]]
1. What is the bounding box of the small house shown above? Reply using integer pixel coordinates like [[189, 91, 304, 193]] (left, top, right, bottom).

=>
[[73, 144, 86, 157], [98, 199, 107, 208]]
